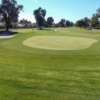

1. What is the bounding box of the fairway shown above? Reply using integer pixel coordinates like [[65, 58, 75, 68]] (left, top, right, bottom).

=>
[[0, 28, 100, 100], [23, 36, 97, 50]]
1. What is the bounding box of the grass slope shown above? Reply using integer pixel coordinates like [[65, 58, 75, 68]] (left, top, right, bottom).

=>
[[0, 28, 100, 100]]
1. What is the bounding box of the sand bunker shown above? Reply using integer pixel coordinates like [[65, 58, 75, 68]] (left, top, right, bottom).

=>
[[0, 35, 15, 39], [0, 32, 15, 39]]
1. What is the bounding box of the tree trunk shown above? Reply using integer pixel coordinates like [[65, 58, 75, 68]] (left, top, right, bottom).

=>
[[6, 22, 9, 32], [6, 25, 9, 32], [38, 26, 42, 30], [5, 17, 10, 32]]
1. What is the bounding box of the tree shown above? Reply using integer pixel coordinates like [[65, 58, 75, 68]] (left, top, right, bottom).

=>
[[0, 0, 23, 31], [90, 7, 100, 29], [90, 14, 99, 28], [66, 20, 71, 27], [44, 21, 48, 28], [47, 17, 54, 27], [70, 22, 74, 27], [19, 18, 32, 28], [82, 17, 91, 28], [76, 17, 90, 28], [97, 8, 100, 16], [33, 7, 46, 29], [76, 20, 83, 28], [59, 19, 66, 27]]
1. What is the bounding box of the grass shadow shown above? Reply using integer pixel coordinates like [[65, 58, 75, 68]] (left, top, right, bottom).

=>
[[43, 28, 53, 31]]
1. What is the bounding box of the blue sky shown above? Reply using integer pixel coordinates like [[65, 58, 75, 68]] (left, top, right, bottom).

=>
[[6, 0, 100, 23]]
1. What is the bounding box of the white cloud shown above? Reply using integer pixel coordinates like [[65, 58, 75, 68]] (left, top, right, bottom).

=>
[[19, 13, 36, 23]]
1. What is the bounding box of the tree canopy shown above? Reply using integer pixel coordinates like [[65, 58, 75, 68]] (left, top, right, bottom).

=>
[[19, 18, 32, 28], [76, 17, 90, 28], [33, 7, 46, 29], [58, 19, 66, 27], [90, 8, 100, 28], [47, 17, 54, 27], [0, 0, 23, 31]]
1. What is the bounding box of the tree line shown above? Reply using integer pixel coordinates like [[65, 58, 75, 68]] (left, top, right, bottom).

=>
[[33, 7, 74, 29], [0, 0, 100, 31], [76, 8, 100, 29], [33, 7, 100, 29]]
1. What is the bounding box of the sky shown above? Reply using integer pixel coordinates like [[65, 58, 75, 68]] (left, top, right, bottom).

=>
[[1, 0, 100, 23]]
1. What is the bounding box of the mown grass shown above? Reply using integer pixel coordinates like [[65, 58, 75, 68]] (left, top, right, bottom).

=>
[[23, 35, 97, 50], [0, 28, 100, 100]]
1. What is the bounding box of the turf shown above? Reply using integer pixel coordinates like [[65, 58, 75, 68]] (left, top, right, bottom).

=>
[[23, 36, 97, 50], [0, 28, 100, 100]]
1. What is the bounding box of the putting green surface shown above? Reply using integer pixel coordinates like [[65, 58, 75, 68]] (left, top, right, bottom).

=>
[[23, 36, 97, 50]]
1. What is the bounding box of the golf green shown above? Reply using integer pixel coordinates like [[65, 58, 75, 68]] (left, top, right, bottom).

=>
[[23, 36, 97, 50]]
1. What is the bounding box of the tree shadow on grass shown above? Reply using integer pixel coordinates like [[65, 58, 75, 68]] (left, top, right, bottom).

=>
[[0, 31, 18, 36]]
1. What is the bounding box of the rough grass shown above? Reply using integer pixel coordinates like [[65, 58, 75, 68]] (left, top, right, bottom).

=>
[[0, 28, 100, 100]]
